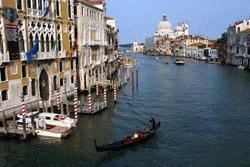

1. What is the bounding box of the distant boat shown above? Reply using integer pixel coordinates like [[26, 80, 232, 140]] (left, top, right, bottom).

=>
[[175, 58, 185, 65], [238, 65, 245, 71]]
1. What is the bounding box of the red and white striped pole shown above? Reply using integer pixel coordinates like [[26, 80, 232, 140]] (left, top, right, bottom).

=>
[[88, 93, 92, 112], [74, 86, 78, 120], [96, 81, 99, 96], [103, 80, 107, 105], [114, 82, 117, 103], [56, 90, 61, 111], [21, 98, 27, 117]]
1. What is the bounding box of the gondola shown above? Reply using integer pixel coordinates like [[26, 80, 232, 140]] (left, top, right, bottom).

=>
[[94, 120, 161, 152]]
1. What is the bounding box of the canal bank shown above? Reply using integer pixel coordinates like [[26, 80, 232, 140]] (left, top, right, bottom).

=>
[[1, 54, 250, 166]]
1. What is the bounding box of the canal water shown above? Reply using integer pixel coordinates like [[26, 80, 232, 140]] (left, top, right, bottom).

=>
[[1, 54, 250, 167]]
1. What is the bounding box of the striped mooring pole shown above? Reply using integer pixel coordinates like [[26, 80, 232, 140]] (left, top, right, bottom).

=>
[[56, 90, 61, 111], [96, 81, 99, 96], [74, 86, 78, 120], [21, 97, 27, 117], [103, 81, 107, 105], [88, 92, 92, 112], [114, 82, 117, 103]]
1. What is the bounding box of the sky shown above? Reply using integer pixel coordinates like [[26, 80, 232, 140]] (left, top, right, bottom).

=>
[[106, 0, 250, 44]]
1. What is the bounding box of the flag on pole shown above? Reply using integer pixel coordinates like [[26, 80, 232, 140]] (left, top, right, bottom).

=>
[[27, 36, 39, 63]]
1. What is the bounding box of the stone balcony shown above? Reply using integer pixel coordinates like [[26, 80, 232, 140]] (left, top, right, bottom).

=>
[[0, 52, 10, 65], [21, 50, 67, 61]]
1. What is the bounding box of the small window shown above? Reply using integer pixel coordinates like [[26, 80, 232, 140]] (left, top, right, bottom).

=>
[[236, 47, 239, 54], [23, 86, 28, 96], [17, 0, 23, 10], [32, 79, 36, 96], [60, 78, 63, 86], [53, 76, 57, 90], [2, 90, 8, 101], [247, 22, 249, 26], [248, 47, 250, 55], [74, 5, 77, 15], [71, 60, 74, 70], [60, 61, 63, 72], [46, 117, 51, 120], [238, 27, 240, 32], [71, 76, 74, 83], [22, 65, 27, 78], [0, 67, 6, 82]]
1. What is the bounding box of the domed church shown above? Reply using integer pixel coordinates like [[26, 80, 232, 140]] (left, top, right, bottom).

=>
[[155, 13, 188, 38]]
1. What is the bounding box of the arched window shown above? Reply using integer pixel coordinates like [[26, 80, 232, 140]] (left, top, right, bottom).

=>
[[41, 34, 45, 52], [18, 32, 25, 53], [27, 0, 31, 8], [68, 0, 71, 18], [38, 0, 42, 10], [33, 0, 37, 9], [58, 34, 61, 51], [51, 35, 54, 51], [46, 34, 50, 52], [56, 0, 60, 17], [29, 34, 33, 50]]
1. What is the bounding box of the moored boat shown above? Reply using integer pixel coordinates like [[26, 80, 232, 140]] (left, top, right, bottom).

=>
[[37, 113, 76, 128], [94, 118, 161, 152], [35, 125, 71, 138], [174, 58, 185, 65]]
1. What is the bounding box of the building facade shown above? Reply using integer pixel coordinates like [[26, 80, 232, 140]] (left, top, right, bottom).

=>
[[227, 18, 250, 66], [75, 0, 108, 91], [0, 0, 77, 112]]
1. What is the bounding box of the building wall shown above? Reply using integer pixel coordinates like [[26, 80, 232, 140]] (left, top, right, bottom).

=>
[[0, 0, 77, 111]]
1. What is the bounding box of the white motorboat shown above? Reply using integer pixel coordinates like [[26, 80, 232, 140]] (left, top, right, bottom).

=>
[[35, 125, 71, 138], [37, 113, 76, 128], [174, 58, 185, 65]]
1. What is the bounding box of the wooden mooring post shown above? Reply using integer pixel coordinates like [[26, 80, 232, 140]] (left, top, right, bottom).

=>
[[132, 70, 134, 89], [31, 113, 36, 136], [13, 112, 17, 130], [1, 112, 7, 134], [66, 99, 70, 116], [136, 69, 139, 87], [22, 118, 27, 140]]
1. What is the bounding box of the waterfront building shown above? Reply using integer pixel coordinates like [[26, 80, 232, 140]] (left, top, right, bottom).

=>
[[0, 0, 76, 112], [174, 35, 209, 57], [227, 18, 250, 66], [144, 13, 188, 56], [132, 42, 144, 53], [106, 16, 119, 79], [75, 0, 108, 91]]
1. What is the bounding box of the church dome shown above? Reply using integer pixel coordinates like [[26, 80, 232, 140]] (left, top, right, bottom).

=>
[[155, 14, 173, 36]]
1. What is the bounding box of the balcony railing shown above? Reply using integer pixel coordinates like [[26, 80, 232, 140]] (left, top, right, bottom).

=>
[[58, 50, 66, 59], [0, 52, 10, 65], [36, 51, 56, 60], [89, 40, 103, 46]]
